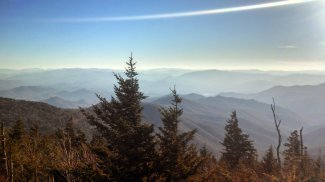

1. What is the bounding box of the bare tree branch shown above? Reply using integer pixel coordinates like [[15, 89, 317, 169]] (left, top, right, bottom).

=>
[[271, 98, 282, 170]]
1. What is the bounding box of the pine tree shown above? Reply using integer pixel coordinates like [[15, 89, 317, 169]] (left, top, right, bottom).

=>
[[283, 130, 301, 166], [82, 54, 156, 181], [64, 118, 86, 148], [260, 145, 277, 175], [8, 119, 25, 142], [283, 130, 302, 180], [221, 111, 256, 170], [8, 119, 26, 181], [314, 152, 325, 181], [190, 145, 218, 181], [156, 88, 202, 181], [88, 134, 110, 180]]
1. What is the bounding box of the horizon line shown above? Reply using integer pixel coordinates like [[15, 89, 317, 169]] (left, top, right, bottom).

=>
[[2, 67, 325, 73]]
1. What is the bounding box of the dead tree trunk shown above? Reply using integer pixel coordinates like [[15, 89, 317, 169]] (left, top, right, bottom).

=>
[[1, 121, 9, 181], [300, 127, 304, 157], [300, 127, 305, 178], [271, 98, 282, 170], [9, 145, 13, 182]]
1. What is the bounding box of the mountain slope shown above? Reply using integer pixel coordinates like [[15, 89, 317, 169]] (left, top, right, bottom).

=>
[[220, 83, 325, 125], [0, 86, 104, 107], [145, 95, 309, 156], [0, 97, 86, 133], [0, 95, 320, 157], [41, 96, 89, 109], [0, 86, 57, 101]]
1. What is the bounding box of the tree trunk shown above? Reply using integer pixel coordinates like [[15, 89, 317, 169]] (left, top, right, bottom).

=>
[[299, 127, 305, 179], [0, 121, 9, 181], [271, 99, 282, 170], [9, 145, 13, 182]]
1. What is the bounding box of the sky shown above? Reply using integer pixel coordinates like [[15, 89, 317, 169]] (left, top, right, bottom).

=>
[[0, 0, 324, 70]]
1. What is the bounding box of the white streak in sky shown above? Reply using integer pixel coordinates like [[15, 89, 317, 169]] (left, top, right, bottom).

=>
[[278, 45, 297, 49], [43, 0, 316, 22]]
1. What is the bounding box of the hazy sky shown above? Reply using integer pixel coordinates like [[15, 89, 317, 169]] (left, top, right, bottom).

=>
[[0, 0, 324, 70]]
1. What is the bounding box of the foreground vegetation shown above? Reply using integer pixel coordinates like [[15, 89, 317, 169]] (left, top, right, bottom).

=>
[[1, 56, 325, 181]]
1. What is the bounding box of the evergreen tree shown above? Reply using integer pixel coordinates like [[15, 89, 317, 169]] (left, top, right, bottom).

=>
[[88, 134, 110, 179], [221, 111, 256, 170], [82, 54, 156, 181], [283, 130, 301, 166], [260, 145, 278, 175], [314, 152, 325, 181], [156, 88, 202, 181], [283, 130, 302, 180], [8, 119, 25, 142], [64, 118, 86, 148], [190, 145, 218, 181], [8, 119, 26, 181]]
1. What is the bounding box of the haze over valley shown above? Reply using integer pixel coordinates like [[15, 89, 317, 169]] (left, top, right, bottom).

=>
[[1, 68, 325, 157]]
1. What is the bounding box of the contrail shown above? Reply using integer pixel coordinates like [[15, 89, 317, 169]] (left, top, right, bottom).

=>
[[44, 0, 315, 23]]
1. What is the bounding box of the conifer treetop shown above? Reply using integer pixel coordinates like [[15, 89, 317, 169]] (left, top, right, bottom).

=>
[[125, 53, 138, 78]]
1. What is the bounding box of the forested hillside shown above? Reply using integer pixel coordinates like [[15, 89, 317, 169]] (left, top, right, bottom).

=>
[[0, 91, 311, 157]]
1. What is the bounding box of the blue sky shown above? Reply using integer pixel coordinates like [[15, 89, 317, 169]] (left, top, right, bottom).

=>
[[0, 0, 324, 70]]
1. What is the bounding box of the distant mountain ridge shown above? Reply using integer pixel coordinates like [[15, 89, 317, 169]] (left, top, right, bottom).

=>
[[0, 86, 108, 108], [3, 68, 325, 100], [220, 82, 325, 125], [41, 96, 89, 108]]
